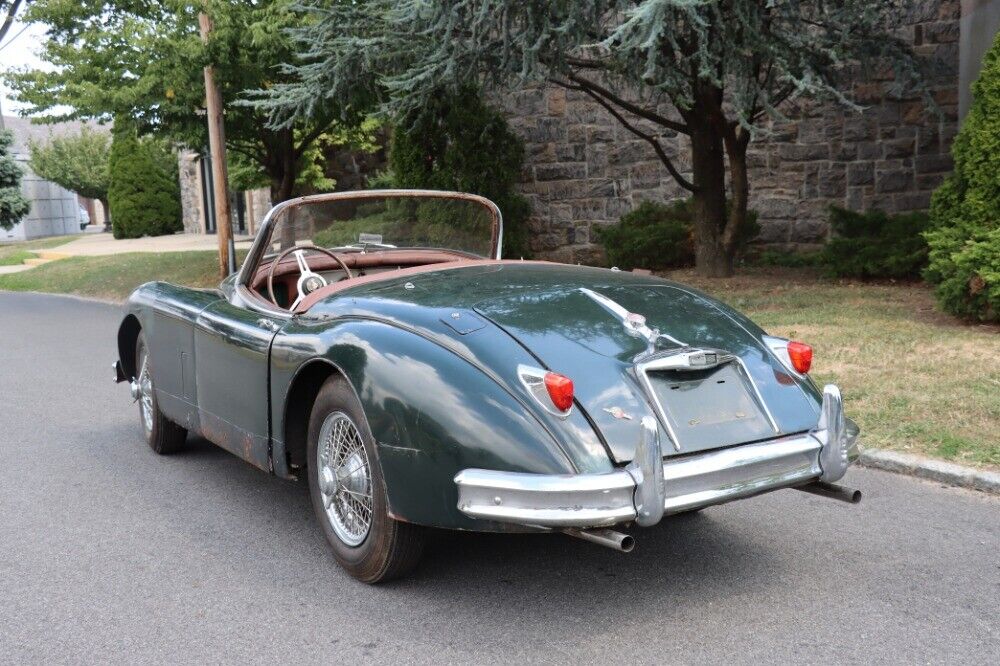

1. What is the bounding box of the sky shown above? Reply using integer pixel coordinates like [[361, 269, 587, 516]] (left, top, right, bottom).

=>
[[0, 17, 52, 117]]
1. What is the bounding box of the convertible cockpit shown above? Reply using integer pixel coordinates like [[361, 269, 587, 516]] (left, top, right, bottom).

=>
[[252, 247, 473, 311], [238, 191, 501, 312]]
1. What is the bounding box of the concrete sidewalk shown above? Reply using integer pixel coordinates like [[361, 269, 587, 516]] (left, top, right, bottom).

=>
[[43, 232, 254, 258]]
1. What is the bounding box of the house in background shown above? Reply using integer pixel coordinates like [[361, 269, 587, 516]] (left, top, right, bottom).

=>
[[0, 115, 107, 242], [178, 150, 271, 238]]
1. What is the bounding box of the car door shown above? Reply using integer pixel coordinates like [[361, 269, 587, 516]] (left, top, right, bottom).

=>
[[193, 300, 282, 472]]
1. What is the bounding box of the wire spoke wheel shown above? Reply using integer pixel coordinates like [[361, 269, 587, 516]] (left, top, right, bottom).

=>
[[316, 411, 373, 547], [137, 349, 154, 435]]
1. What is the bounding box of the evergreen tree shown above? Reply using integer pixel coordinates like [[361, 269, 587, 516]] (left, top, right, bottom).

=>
[[259, 0, 929, 277], [390, 88, 531, 258], [925, 33, 1000, 322], [108, 126, 182, 239], [0, 129, 31, 231]]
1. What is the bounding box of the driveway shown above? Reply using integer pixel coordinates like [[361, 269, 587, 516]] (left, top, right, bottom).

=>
[[1, 291, 997, 664]]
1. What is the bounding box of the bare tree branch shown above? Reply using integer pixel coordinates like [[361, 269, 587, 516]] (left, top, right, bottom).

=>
[[565, 71, 690, 136], [553, 77, 697, 193]]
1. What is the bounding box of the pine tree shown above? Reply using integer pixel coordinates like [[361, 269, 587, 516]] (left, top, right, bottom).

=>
[[0, 129, 31, 231]]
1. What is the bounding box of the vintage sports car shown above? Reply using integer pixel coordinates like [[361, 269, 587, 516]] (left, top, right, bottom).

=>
[[114, 190, 861, 583]]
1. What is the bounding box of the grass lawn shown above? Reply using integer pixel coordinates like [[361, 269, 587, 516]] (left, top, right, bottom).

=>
[[0, 251, 224, 300], [0, 252, 996, 469], [0, 235, 77, 266], [673, 268, 999, 470]]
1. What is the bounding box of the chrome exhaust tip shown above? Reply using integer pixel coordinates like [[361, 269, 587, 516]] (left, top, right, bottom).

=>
[[562, 528, 635, 552]]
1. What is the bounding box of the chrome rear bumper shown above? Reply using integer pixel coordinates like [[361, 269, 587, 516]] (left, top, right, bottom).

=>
[[455, 385, 860, 529]]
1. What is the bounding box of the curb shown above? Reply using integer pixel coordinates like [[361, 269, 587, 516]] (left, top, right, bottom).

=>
[[858, 449, 1000, 496]]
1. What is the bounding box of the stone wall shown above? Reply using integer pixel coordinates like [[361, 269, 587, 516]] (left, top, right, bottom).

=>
[[177, 149, 272, 236], [178, 151, 204, 234], [500, 0, 962, 263]]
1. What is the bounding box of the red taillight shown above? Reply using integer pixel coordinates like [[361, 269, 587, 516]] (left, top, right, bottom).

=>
[[544, 372, 574, 411], [787, 341, 813, 374]]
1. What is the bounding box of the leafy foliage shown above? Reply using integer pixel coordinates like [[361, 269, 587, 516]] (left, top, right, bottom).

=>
[[925, 33, 1000, 322], [0, 129, 31, 231], [749, 250, 822, 269], [598, 199, 759, 271], [107, 126, 182, 239], [820, 207, 930, 280], [4, 0, 352, 202], [28, 126, 110, 212], [257, 0, 928, 275], [387, 88, 530, 258]]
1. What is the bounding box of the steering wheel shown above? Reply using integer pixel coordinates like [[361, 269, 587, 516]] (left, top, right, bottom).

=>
[[267, 244, 354, 310]]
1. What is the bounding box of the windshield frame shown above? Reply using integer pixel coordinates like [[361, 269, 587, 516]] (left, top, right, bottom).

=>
[[235, 189, 503, 294]]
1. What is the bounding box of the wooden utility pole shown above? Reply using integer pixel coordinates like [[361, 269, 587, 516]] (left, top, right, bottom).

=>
[[198, 9, 233, 278]]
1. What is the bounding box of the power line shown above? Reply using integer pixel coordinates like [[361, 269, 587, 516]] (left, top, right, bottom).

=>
[[0, 23, 29, 53]]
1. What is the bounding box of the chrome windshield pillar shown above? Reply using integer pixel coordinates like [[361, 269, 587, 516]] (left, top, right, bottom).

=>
[[626, 417, 665, 527]]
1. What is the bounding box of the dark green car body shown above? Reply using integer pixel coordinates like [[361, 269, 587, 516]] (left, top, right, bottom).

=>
[[116, 256, 825, 533]]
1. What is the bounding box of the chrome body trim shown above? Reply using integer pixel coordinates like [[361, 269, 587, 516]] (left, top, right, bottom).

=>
[[816, 384, 852, 482], [634, 349, 780, 452], [454, 384, 860, 529], [236, 189, 504, 292], [626, 417, 664, 527], [516, 364, 573, 419], [579, 287, 686, 349]]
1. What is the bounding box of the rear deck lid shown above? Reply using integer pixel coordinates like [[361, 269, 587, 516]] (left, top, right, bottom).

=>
[[476, 284, 819, 461]]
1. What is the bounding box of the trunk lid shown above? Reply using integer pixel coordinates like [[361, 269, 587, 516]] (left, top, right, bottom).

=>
[[475, 283, 819, 462]]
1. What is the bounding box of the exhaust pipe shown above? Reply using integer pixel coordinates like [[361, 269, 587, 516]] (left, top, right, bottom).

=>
[[562, 528, 635, 552], [796, 481, 862, 504]]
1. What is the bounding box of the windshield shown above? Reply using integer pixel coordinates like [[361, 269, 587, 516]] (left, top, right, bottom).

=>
[[258, 191, 501, 260]]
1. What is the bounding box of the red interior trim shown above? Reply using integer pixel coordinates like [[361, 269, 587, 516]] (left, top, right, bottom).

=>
[[293, 259, 551, 313]]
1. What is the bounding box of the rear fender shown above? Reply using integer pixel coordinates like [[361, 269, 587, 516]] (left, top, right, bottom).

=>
[[270, 318, 592, 530]]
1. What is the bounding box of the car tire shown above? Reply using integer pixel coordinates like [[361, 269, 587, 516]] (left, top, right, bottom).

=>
[[135, 334, 187, 455], [307, 375, 425, 583]]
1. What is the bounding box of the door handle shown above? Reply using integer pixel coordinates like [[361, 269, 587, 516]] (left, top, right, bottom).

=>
[[257, 318, 280, 332]]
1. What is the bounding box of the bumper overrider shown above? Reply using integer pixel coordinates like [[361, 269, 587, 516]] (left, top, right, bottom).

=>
[[454, 385, 860, 534]]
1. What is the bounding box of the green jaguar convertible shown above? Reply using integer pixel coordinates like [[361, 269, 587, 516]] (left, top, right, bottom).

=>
[[114, 190, 861, 583]]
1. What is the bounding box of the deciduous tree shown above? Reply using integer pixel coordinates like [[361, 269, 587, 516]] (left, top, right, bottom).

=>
[[4, 0, 343, 203], [28, 126, 111, 222]]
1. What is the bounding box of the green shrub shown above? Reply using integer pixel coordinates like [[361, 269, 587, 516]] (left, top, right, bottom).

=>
[[751, 249, 823, 268], [924, 32, 1000, 321], [0, 129, 31, 231], [390, 86, 531, 258], [108, 125, 182, 239], [819, 206, 929, 279], [597, 199, 759, 271]]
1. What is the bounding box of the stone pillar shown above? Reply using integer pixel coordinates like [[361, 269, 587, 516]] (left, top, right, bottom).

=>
[[177, 150, 207, 234]]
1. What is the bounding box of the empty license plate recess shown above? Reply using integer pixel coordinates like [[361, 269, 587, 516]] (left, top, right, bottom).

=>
[[645, 362, 777, 453]]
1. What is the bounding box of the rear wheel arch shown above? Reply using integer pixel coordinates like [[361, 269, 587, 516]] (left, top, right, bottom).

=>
[[118, 314, 142, 378]]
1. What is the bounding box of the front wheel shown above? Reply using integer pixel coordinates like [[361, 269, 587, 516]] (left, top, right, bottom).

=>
[[135, 334, 187, 454], [307, 376, 425, 583]]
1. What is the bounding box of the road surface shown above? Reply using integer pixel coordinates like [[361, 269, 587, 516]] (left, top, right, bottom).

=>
[[1, 292, 997, 664]]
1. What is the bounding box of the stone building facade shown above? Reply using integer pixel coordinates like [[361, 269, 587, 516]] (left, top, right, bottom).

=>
[[499, 0, 964, 263], [177, 150, 271, 238]]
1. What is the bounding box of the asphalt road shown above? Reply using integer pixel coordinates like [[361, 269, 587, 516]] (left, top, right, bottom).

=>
[[1, 291, 997, 665]]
